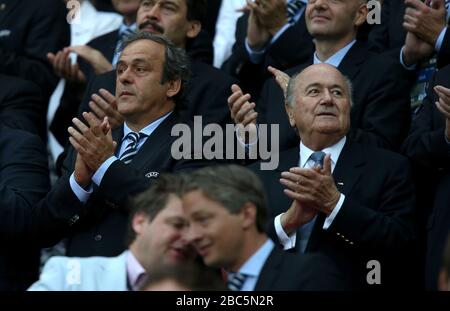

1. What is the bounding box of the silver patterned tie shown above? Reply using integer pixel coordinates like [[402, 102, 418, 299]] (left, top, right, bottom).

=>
[[287, 0, 305, 24], [119, 132, 146, 164], [227, 272, 247, 291]]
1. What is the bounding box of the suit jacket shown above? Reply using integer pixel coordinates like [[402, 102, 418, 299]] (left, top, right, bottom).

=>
[[254, 248, 348, 291], [257, 41, 412, 152], [401, 65, 450, 290], [0, 127, 50, 290], [0, 74, 46, 138], [44, 112, 210, 257], [0, 0, 70, 98], [51, 57, 236, 147], [253, 139, 416, 289], [28, 252, 128, 291], [221, 12, 314, 99]]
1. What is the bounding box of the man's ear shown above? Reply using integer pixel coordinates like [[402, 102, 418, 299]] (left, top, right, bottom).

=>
[[166, 79, 182, 98], [132, 212, 149, 236], [285, 103, 296, 128], [240, 202, 257, 230], [354, 2, 368, 28], [186, 20, 201, 39]]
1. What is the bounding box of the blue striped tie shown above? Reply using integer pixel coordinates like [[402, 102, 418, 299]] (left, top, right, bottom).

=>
[[287, 0, 305, 24], [119, 132, 146, 164], [227, 273, 247, 291], [309, 151, 326, 169]]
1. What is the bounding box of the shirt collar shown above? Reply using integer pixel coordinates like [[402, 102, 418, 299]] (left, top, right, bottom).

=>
[[122, 111, 172, 142], [119, 22, 137, 34], [299, 136, 346, 170], [313, 40, 356, 67], [125, 250, 146, 290], [229, 239, 274, 279]]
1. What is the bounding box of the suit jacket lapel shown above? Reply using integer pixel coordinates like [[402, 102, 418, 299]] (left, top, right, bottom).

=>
[[254, 248, 283, 290], [306, 140, 365, 252], [126, 112, 178, 170], [337, 41, 366, 81]]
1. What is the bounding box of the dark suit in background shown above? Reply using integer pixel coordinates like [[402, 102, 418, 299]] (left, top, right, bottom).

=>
[[254, 140, 417, 289], [0, 0, 70, 98], [222, 13, 314, 99], [0, 127, 50, 290], [257, 41, 411, 152], [0, 74, 45, 138], [402, 65, 450, 290]]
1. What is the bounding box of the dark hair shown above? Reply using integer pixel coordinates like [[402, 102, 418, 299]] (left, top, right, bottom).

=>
[[140, 262, 227, 291], [182, 165, 268, 232], [119, 32, 190, 109], [186, 0, 207, 22], [126, 173, 184, 245]]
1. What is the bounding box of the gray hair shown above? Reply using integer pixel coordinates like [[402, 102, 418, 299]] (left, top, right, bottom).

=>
[[118, 32, 190, 108], [182, 165, 268, 232], [285, 69, 354, 108]]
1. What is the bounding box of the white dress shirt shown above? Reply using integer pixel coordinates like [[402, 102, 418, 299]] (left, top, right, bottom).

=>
[[227, 239, 274, 291]]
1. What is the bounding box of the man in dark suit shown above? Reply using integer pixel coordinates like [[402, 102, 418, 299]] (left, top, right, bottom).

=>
[[254, 64, 416, 289], [39, 33, 208, 257], [0, 0, 69, 98], [402, 64, 450, 290], [228, 0, 411, 153], [182, 165, 346, 291], [0, 126, 50, 290], [51, 0, 234, 147], [222, 0, 314, 98], [0, 74, 45, 138]]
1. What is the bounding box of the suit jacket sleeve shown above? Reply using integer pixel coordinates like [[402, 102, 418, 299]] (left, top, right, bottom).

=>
[[438, 27, 450, 69], [221, 14, 313, 98], [0, 1, 69, 96], [0, 131, 56, 246], [401, 70, 450, 169]]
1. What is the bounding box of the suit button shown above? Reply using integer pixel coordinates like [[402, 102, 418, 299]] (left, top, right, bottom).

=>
[[94, 234, 102, 241], [350, 241, 354, 245], [336, 233, 341, 236]]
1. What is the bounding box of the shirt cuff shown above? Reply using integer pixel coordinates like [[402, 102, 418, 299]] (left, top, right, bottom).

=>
[[274, 213, 297, 250], [399, 47, 417, 71], [435, 27, 447, 53], [69, 173, 93, 204], [92, 156, 118, 186], [245, 38, 267, 64], [245, 23, 291, 64], [323, 193, 346, 230]]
